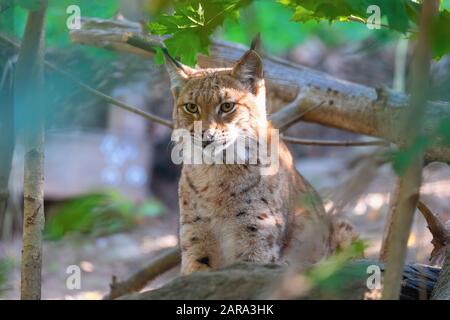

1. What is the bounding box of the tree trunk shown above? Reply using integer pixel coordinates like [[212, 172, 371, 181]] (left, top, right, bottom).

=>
[[15, 2, 47, 300], [381, 0, 437, 300], [0, 47, 15, 240]]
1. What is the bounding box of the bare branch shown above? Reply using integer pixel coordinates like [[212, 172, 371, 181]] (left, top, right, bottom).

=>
[[104, 247, 181, 300], [0, 33, 173, 129], [281, 135, 388, 147], [417, 201, 450, 264], [46, 63, 174, 128]]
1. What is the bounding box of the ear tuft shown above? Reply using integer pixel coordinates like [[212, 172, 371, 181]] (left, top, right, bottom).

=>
[[232, 50, 264, 93], [250, 33, 261, 52], [163, 49, 196, 97]]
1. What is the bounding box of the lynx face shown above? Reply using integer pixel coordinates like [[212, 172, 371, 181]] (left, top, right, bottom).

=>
[[166, 51, 267, 162]]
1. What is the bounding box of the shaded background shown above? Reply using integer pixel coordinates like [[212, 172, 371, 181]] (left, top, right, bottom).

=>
[[0, 0, 449, 299]]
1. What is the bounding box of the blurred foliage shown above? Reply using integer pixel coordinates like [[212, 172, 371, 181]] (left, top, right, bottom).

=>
[[280, 0, 414, 32], [147, 0, 450, 64], [1, 0, 449, 60], [438, 118, 450, 145], [442, 0, 450, 10], [391, 136, 430, 176], [0, 0, 119, 50], [391, 116, 450, 176], [44, 191, 165, 240], [305, 240, 369, 298], [150, 0, 252, 66], [0, 257, 13, 297], [219, 1, 391, 54]]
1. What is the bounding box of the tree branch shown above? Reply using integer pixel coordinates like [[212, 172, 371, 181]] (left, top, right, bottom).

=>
[[281, 135, 388, 147], [68, 17, 450, 164], [0, 33, 173, 129], [104, 247, 181, 300], [417, 200, 449, 264]]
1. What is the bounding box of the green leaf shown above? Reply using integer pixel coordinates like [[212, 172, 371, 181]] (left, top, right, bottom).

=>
[[430, 10, 450, 59], [148, 0, 252, 66], [164, 29, 209, 66], [154, 47, 165, 65], [282, 0, 412, 33]]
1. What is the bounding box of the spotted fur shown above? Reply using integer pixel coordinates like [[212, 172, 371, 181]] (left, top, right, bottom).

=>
[[165, 48, 357, 275]]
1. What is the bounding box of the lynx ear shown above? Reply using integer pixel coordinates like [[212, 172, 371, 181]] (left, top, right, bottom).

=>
[[163, 49, 196, 97], [232, 49, 264, 93]]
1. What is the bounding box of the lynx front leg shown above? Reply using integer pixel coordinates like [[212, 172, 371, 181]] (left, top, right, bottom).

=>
[[179, 216, 217, 275]]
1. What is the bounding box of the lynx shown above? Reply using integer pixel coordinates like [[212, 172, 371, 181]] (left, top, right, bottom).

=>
[[165, 45, 357, 275]]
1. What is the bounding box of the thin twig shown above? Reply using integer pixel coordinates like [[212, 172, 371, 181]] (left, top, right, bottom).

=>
[[45, 63, 174, 128], [347, 16, 417, 34], [281, 135, 388, 147], [0, 33, 174, 129], [417, 200, 449, 264]]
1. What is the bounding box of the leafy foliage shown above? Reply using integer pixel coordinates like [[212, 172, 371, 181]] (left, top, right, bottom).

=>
[[431, 9, 450, 59], [149, 0, 252, 66], [148, 0, 450, 63], [0, 0, 45, 11], [280, 0, 413, 32], [44, 191, 165, 240], [1, 0, 119, 48]]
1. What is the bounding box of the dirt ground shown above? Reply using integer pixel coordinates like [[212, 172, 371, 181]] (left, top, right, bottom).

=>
[[1, 150, 449, 300]]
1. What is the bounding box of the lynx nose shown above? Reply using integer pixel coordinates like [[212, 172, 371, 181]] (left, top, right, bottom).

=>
[[202, 129, 216, 148]]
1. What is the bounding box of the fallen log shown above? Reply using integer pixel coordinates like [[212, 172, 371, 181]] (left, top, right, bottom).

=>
[[119, 261, 441, 300], [432, 246, 450, 299]]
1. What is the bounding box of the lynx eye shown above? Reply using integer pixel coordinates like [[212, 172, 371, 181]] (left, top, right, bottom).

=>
[[219, 102, 235, 114], [184, 103, 198, 114]]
